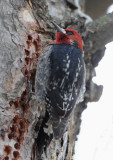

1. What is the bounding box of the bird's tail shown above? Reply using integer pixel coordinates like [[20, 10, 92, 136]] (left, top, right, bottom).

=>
[[51, 116, 68, 139]]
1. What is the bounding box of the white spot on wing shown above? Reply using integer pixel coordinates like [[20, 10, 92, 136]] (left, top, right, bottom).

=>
[[66, 63, 69, 68], [60, 77, 65, 88]]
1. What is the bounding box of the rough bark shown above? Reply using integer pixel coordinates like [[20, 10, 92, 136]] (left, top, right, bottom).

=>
[[0, 0, 112, 160]]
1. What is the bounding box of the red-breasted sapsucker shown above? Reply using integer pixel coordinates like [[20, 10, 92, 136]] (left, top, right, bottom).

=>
[[35, 22, 86, 140]]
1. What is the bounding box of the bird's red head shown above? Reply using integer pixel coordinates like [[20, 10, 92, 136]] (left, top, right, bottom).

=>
[[52, 22, 83, 51]]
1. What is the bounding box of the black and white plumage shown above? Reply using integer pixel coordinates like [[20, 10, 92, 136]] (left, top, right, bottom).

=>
[[35, 23, 85, 139], [46, 44, 85, 139]]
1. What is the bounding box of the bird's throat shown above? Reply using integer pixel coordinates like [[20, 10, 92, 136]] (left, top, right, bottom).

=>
[[55, 32, 71, 44]]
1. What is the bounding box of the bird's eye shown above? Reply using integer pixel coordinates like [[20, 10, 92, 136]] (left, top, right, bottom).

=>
[[66, 30, 74, 35]]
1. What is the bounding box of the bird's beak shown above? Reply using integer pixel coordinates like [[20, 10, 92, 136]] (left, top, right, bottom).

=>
[[52, 21, 66, 34]]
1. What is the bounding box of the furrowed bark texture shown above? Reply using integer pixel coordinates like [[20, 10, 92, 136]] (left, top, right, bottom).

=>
[[0, 0, 112, 159]]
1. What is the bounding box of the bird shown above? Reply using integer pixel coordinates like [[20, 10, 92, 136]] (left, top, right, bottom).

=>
[[35, 21, 86, 140]]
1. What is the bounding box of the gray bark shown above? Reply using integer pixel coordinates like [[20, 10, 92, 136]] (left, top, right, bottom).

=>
[[0, 0, 112, 160]]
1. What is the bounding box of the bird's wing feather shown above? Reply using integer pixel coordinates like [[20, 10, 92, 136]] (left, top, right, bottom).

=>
[[46, 44, 85, 117]]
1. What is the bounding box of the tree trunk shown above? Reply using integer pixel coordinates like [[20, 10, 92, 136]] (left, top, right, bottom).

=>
[[0, 0, 113, 160]]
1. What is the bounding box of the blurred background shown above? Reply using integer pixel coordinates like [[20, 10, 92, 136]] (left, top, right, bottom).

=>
[[74, 1, 113, 160], [85, 0, 113, 19]]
